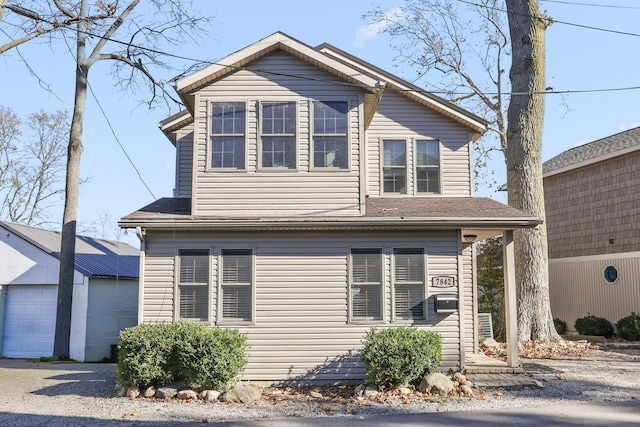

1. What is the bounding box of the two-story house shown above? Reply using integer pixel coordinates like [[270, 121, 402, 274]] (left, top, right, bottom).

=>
[[119, 32, 540, 383], [544, 127, 640, 333]]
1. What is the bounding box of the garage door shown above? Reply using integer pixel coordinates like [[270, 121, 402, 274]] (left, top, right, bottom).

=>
[[3, 286, 57, 358]]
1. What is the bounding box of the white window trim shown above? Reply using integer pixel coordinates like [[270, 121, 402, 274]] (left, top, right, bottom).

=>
[[216, 247, 256, 325], [348, 247, 386, 324], [257, 99, 300, 171], [174, 247, 212, 323], [380, 138, 409, 196], [206, 99, 249, 172], [391, 247, 428, 323], [413, 138, 442, 196], [310, 100, 351, 172]]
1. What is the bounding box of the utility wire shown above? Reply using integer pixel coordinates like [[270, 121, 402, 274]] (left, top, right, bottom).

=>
[[540, 0, 640, 10], [60, 31, 157, 199], [455, 0, 640, 37], [4, 3, 640, 99]]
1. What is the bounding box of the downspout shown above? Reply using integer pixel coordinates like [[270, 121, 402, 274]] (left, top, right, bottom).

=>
[[135, 226, 146, 325]]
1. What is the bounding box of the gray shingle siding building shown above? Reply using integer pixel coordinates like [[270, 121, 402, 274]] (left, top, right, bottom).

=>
[[543, 127, 640, 333]]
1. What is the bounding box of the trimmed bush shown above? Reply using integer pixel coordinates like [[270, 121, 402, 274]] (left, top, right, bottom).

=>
[[616, 313, 640, 341], [116, 322, 247, 389], [361, 327, 442, 388], [574, 315, 613, 338], [174, 322, 248, 390], [553, 318, 567, 335]]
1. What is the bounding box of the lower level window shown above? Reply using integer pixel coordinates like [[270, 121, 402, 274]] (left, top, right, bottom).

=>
[[178, 249, 210, 321], [221, 249, 253, 321], [350, 249, 383, 321], [394, 248, 425, 320]]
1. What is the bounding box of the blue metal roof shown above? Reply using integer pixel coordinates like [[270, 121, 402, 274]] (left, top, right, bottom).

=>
[[0, 222, 139, 279]]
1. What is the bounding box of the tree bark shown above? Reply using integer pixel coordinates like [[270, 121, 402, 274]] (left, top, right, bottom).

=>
[[505, 0, 559, 341], [53, 0, 88, 360]]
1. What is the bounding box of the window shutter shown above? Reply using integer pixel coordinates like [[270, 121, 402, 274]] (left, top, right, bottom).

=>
[[394, 249, 425, 320], [221, 249, 252, 321], [351, 249, 382, 320], [178, 249, 209, 321]]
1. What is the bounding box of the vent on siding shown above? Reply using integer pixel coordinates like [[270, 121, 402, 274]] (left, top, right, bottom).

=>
[[478, 313, 494, 339]]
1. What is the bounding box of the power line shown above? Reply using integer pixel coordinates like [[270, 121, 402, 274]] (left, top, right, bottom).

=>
[[59, 31, 157, 200], [540, 0, 640, 10], [455, 0, 640, 37]]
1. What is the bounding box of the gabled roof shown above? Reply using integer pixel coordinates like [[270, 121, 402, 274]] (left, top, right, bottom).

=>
[[0, 222, 139, 279], [162, 32, 487, 140], [543, 126, 640, 178], [316, 42, 488, 136]]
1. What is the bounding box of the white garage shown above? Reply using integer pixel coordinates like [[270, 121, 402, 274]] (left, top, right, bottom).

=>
[[2, 286, 57, 358], [0, 221, 139, 361]]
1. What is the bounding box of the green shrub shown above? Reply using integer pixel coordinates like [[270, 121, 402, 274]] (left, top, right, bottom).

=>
[[574, 315, 613, 338], [116, 322, 247, 389], [616, 313, 640, 341], [553, 318, 567, 335], [361, 327, 442, 388], [174, 322, 247, 390]]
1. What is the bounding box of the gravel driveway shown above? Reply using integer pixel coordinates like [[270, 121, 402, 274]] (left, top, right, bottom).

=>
[[0, 346, 638, 426]]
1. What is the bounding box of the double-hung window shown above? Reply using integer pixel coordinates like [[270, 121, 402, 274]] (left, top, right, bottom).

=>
[[350, 249, 383, 321], [312, 101, 348, 169], [393, 249, 425, 320], [383, 140, 407, 194], [177, 249, 210, 321], [260, 101, 296, 169], [220, 249, 253, 322], [416, 140, 440, 193], [210, 102, 246, 169]]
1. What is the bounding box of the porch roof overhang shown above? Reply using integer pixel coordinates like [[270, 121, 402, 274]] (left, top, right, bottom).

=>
[[118, 197, 542, 235]]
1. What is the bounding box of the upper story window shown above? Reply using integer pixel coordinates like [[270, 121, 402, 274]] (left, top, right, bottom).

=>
[[383, 140, 407, 194], [416, 140, 440, 193], [350, 248, 383, 321], [177, 249, 210, 321], [220, 249, 253, 322], [260, 101, 297, 169], [393, 248, 425, 320], [211, 102, 246, 169], [312, 101, 348, 169]]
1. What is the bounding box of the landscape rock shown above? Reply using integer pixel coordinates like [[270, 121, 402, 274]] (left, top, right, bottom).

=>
[[364, 387, 379, 398], [223, 383, 262, 403], [155, 386, 178, 399], [418, 373, 455, 395], [200, 390, 221, 402], [177, 390, 198, 400], [460, 384, 474, 396], [483, 338, 501, 347], [126, 387, 140, 400], [309, 391, 323, 399], [453, 372, 466, 384], [143, 386, 156, 398], [354, 384, 366, 396]]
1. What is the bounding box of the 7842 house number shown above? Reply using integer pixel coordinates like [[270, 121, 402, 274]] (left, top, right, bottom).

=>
[[432, 276, 455, 288]]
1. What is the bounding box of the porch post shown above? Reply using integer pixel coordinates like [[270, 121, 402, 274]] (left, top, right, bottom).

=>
[[503, 230, 519, 367]]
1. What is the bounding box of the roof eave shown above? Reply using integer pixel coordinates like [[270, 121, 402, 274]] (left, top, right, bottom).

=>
[[119, 217, 542, 231]]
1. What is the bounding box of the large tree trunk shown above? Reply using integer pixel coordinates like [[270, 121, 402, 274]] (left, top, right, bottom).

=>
[[505, 0, 559, 341], [53, 1, 89, 360]]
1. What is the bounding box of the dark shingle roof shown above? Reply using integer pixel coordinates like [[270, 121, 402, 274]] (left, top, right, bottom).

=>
[[543, 126, 640, 174], [120, 197, 539, 228], [0, 222, 139, 279]]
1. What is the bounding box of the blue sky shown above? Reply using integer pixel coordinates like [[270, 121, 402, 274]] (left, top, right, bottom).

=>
[[1, 0, 639, 245]]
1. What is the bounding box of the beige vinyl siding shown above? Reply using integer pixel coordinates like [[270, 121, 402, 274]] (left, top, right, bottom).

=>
[[544, 152, 640, 259], [549, 253, 640, 334], [367, 91, 472, 197], [191, 52, 365, 216], [141, 230, 465, 382], [174, 126, 194, 198]]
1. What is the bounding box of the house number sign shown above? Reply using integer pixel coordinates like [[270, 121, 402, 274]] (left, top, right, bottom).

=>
[[432, 276, 456, 288]]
